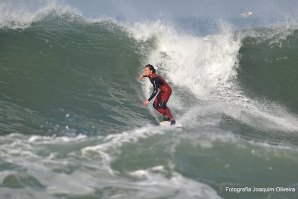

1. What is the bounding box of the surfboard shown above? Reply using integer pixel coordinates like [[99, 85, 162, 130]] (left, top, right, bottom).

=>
[[160, 121, 171, 126], [160, 121, 183, 128]]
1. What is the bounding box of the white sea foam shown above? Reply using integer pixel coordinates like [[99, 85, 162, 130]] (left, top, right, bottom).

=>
[[0, 131, 224, 199], [0, 125, 297, 198], [81, 125, 166, 174], [128, 21, 241, 97]]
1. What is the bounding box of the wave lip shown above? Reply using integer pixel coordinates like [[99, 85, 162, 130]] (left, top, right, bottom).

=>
[[0, 0, 81, 29]]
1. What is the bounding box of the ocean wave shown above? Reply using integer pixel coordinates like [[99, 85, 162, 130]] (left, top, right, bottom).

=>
[[1, 8, 298, 136]]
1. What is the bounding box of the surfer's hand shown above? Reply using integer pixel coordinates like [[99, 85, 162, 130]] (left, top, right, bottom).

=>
[[144, 100, 149, 106], [138, 74, 145, 80]]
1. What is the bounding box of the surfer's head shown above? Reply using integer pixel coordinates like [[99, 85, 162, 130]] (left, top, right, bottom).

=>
[[144, 64, 156, 76]]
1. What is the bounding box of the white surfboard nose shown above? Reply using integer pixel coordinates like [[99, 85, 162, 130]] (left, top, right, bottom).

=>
[[160, 121, 171, 126]]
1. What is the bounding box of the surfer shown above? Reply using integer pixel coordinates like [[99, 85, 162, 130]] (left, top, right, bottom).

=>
[[139, 64, 176, 125]]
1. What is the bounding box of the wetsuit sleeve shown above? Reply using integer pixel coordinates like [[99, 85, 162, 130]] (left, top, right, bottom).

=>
[[148, 77, 159, 101]]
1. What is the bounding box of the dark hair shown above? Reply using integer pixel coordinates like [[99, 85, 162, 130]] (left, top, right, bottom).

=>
[[144, 64, 156, 73]]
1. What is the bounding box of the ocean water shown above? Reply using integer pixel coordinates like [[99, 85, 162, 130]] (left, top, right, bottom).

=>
[[1, 1, 298, 199]]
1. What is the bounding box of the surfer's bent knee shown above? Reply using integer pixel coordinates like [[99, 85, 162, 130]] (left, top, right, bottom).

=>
[[160, 101, 167, 110], [153, 102, 159, 110]]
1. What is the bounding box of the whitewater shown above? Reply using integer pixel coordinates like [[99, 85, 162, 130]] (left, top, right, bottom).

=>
[[1, 1, 298, 199]]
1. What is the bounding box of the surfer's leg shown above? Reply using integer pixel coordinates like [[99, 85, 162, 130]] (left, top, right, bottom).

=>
[[160, 89, 175, 121], [160, 101, 174, 120], [153, 92, 167, 116]]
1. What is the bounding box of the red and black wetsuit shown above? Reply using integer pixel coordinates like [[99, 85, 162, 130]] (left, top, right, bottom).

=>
[[144, 73, 174, 120]]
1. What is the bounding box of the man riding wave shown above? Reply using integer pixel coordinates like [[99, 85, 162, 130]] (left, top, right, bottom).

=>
[[139, 64, 176, 125]]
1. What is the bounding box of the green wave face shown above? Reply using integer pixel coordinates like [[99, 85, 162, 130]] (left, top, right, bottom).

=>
[[0, 16, 151, 135], [238, 29, 298, 113]]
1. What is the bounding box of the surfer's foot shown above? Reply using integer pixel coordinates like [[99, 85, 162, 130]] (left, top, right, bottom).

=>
[[161, 117, 171, 122], [170, 119, 176, 125]]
